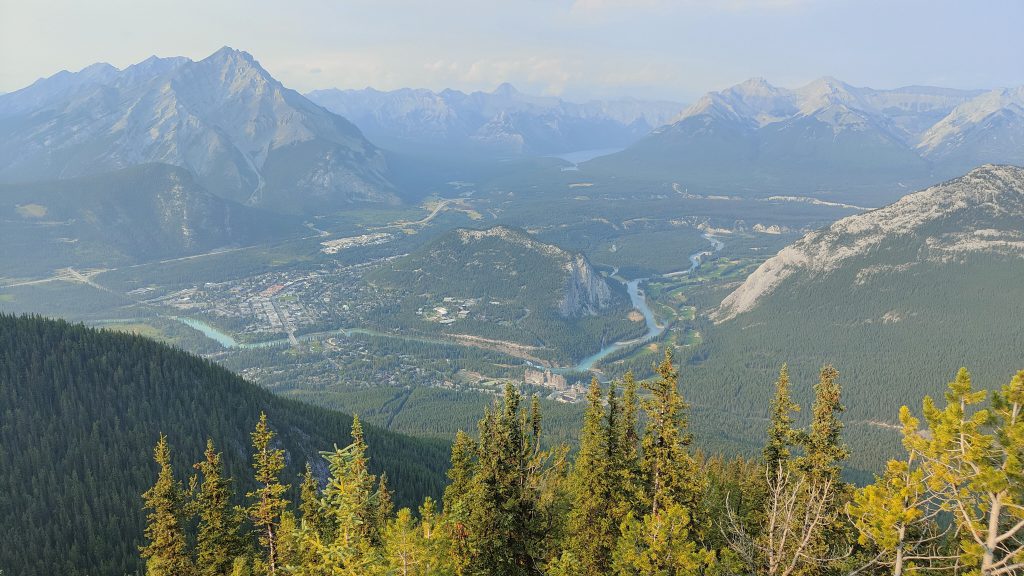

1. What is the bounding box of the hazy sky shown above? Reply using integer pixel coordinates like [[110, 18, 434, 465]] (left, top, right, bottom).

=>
[[2, 0, 1021, 101]]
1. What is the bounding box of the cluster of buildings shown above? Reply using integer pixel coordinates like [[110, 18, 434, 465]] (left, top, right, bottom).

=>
[[417, 296, 479, 325], [524, 368, 587, 403]]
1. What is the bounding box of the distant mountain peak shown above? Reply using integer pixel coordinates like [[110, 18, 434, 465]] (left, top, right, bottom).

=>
[[306, 83, 683, 155], [734, 76, 780, 95], [917, 86, 1024, 155], [79, 62, 119, 76], [0, 47, 397, 213], [493, 82, 520, 96], [209, 45, 256, 62]]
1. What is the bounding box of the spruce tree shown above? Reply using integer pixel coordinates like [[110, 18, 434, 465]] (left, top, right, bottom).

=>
[[374, 472, 395, 544], [641, 349, 702, 517], [299, 463, 328, 538], [614, 351, 711, 575], [140, 434, 193, 576], [612, 372, 644, 524], [247, 413, 289, 576], [194, 439, 242, 576], [797, 364, 850, 575], [463, 384, 559, 576], [764, 364, 799, 473], [441, 430, 477, 576], [309, 415, 381, 575], [798, 364, 848, 482], [564, 378, 616, 575]]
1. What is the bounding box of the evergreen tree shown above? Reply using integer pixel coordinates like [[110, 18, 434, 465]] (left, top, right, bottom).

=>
[[641, 349, 702, 518], [374, 473, 395, 544], [305, 415, 382, 575], [564, 378, 616, 575], [796, 364, 850, 575], [612, 504, 715, 576], [247, 413, 289, 576], [275, 512, 300, 570], [614, 350, 711, 575], [612, 372, 644, 524], [442, 430, 477, 576], [381, 508, 429, 576], [764, 364, 799, 473], [798, 364, 848, 482], [299, 463, 328, 538], [415, 497, 455, 576], [847, 415, 949, 576], [193, 439, 242, 576], [140, 434, 193, 576], [906, 368, 1024, 575], [463, 384, 560, 576], [722, 364, 850, 576]]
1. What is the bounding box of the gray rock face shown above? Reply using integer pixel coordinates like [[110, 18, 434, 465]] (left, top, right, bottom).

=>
[[559, 253, 613, 318], [917, 87, 1024, 170], [0, 47, 397, 214], [713, 164, 1024, 322], [453, 226, 614, 317], [594, 77, 1024, 200]]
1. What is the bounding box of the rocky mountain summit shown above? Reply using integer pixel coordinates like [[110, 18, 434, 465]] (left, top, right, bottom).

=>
[[0, 47, 397, 214], [592, 77, 1021, 201]]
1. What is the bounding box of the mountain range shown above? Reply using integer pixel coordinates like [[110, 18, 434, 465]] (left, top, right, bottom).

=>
[[591, 77, 1024, 202], [306, 83, 682, 156], [5, 51, 1021, 215], [0, 47, 397, 214]]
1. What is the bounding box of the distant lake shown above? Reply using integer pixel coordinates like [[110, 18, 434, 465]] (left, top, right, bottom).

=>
[[547, 147, 624, 165]]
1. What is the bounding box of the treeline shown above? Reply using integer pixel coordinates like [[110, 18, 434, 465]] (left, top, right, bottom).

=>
[[139, 352, 1024, 575], [682, 253, 1024, 473]]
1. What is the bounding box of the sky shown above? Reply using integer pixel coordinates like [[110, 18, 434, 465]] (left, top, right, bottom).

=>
[[1, 0, 1022, 102]]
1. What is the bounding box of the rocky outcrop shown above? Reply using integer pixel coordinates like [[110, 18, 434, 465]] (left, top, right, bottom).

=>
[[455, 226, 614, 317], [559, 253, 613, 318], [713, 165, 1024, 322]]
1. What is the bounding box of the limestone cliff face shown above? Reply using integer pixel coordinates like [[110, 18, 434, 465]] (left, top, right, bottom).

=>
[[559, 253, 613, 318], [455, 226, 614, 317], [713, 164, 1024, 322]]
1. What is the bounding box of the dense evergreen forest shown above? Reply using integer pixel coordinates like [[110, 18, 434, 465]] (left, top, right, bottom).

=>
[[137, 352, 1024, 576], [0, 315, 450, 576]]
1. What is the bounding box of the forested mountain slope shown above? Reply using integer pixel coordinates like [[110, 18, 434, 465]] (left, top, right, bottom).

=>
[[0, 314, 448, 576], [684, 165, 1024, 471], [366, 225, 643, 362], [0, 164, 305, 276]]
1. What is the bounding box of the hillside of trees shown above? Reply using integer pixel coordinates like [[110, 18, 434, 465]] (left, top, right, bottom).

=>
[[137, 350, 1024, 576], [366, 226, 644, 363], [0, 314, 450, 576]]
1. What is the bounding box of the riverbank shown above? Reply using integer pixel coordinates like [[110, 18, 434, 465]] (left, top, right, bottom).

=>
[[169, 233, 724, 374]]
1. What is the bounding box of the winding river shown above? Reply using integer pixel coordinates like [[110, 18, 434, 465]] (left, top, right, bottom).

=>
[[572, 233, 724, 371], [172, 233, 724, 373]]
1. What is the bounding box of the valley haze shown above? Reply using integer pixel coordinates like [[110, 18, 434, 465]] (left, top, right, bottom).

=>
[[2, 3, 1023, 575]]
